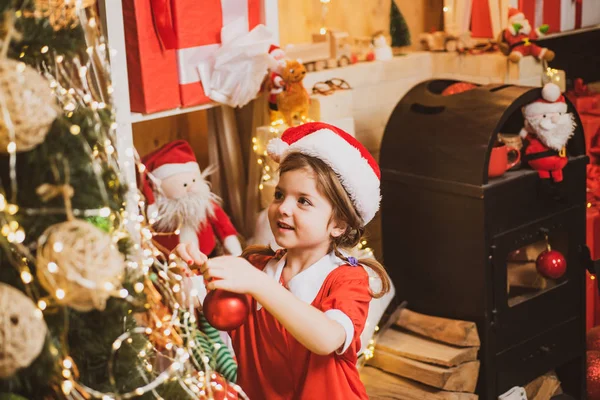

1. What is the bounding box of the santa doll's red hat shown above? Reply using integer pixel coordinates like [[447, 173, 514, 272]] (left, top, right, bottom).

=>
[[522, 83, 568, 117], [508, 7, 524, 23], [139, 140, 200, 210], [267, 122, 381, 224], [268, 44, 285, 59]]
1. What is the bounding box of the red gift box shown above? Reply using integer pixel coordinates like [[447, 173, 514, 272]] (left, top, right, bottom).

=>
[[170, 0, 261, 107], [122, 0, 182, 113], [577, 0, 600, 28], [519, 0, 576, 33], [471, 0, 494, 38], [586, 166, 600, 330], [566, 84, 600, 115], [583, 110, 600, 157], [567, 94, 600, 115], [588, 207, 600, 259]]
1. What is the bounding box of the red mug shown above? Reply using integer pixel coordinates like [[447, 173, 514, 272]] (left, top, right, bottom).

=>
[[488, 144, 521, 178]]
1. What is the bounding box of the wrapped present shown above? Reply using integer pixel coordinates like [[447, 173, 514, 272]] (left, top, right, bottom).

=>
[[519, 0, 577, 33], [170, 0, 262, 107], [587, 164, 600, 330], [584, 109, 600, 157], [122, 0, 182, 113], [566, 79, 600, 115], [577, 0, 600, 28], [588, 206, 600, 259]]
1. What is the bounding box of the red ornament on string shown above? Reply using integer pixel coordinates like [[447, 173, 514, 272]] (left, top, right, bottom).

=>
[[536, 249, 567, 279], [589, 351, 600, 400], [203, 289, 249, 331]]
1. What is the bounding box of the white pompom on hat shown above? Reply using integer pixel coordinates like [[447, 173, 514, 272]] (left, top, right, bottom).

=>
[[522, 83, 568, 117], [267, 122, 381, 225]]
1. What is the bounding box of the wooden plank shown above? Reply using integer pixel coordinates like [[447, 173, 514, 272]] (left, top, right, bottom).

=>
[[368, 348, 480, 393], [507, 262, 547, 290], [525, 372, 561, 400], [377, 329, 479, 367], [361, 366, 479, 400], [395, 308, 480, 347]]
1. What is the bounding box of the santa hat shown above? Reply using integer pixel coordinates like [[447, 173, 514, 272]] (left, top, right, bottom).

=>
[[139, 140, 200, 211], [267, 122, 381, 225], [522, 83, 568, 117], [508, 7, 524, 23], [268, 44, 285, 59]]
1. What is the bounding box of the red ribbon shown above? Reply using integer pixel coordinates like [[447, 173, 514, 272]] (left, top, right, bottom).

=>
[[575, 0, 583, 29], [574, 78, 592, 96], [150, 0, 178, 50]]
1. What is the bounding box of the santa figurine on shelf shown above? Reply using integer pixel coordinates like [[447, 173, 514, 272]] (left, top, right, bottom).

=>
[[520, 83, 576, 183], [266, 44, 286, 119], [501, 7, 555, 63], [140, 140, 242, 257]]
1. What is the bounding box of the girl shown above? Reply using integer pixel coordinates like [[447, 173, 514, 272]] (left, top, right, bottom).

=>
[[176, 122, 390, 399]]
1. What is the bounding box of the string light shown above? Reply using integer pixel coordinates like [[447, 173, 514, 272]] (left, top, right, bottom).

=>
[[0, 7, 254, 400], [320, 0, 330, 35]]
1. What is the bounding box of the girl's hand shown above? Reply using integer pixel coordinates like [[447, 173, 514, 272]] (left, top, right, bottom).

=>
[[172, 243, 208, 277], [201, 256, 266, 295]]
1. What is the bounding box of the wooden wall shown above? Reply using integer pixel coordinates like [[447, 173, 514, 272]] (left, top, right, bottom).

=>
[[132, 111, 210, 169], [278, 0, 443, 49]]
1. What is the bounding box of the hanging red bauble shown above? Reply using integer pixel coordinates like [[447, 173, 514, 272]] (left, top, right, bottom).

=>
[[203, 289, 249, 331], [589, 351, 600, 400], [589, 327, 600, 352], [536, 249, 567, 279]]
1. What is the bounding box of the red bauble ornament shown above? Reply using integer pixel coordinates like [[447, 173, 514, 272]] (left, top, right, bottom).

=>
[[535, 249, 567, 279], [589, 327, 600, 352], [589, 351, 600, 400], [203, 289, 249, 331]]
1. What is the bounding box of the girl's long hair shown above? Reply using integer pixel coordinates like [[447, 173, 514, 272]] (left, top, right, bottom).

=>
[[243, 152, 391, 298]]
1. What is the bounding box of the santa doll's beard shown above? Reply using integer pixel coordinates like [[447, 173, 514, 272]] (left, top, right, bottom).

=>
[[527, 113, 576, 151], [153, 191, 217, 234]]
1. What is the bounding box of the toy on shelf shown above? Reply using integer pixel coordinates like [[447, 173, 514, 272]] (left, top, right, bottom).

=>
[[497, 7, 555, 63], [284, 30, 352, 71], [520, 83, 576, 183], [372, 31, 393, 61], [276, 60, 310, 127], [266, 44, 287, 124], [419, 31, 476, 53], [351, 36, 375, 63], [140, 140, 243, 256]]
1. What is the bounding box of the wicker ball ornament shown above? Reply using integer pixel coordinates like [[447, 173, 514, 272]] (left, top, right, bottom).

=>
[[0, 59, 58, 153], [0, 283, 48, 378], [31, 0, 97, 31], [36, 219, 125, 312]]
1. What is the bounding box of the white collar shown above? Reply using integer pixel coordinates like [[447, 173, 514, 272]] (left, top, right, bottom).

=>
[[258, 251, 346, 310]]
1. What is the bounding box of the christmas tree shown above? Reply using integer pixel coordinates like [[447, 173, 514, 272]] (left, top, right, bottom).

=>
[[389, 0, 411, 47], [0, 2, 239, 399]]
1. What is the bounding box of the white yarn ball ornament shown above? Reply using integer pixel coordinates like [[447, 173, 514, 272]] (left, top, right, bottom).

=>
[[0, 59, 58, 154], [36, 220, 125, 312], [0, 283, 48, 378]]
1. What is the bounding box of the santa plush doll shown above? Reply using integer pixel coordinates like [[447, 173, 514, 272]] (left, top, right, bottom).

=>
[[502, 7, 555, 63], [520, 83, 577, 183], [140, 140, 242, 256], [266, 44, 286, 114]]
